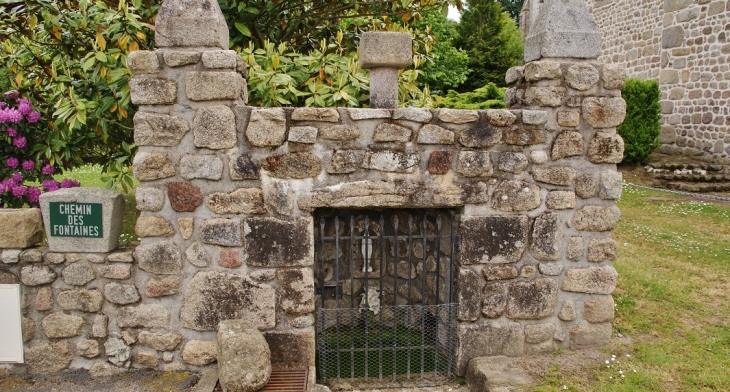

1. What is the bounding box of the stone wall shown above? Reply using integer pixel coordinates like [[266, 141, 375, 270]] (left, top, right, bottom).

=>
[[0, 0, 626, 379], [585, 0, 730, 162]]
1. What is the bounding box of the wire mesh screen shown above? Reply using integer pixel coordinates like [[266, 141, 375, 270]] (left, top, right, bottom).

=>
[[314, 210, 459, 388]]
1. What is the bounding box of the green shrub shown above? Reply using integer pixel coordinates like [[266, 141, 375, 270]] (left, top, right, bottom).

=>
[[437, 83, 506, 109], [617, 78, 661, 164]]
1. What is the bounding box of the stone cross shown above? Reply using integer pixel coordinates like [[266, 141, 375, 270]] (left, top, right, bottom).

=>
[[523, 0, 602, 62], [359, 32, 413, 109]]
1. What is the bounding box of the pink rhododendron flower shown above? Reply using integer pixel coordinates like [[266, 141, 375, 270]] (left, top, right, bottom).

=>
[[27, 186, 41, 203], [6, 127, 17, 137], [60, 179, 81, 188], [42, 179, 59, 192], [12, 136, 26, 148], [6, 157, 19, 168], [0, 108, 22, 123], [17, 98, 32, 115], [21, 160, 35, 171], [41, 164, 55, 175], [26, 111, 41, 123], [11, 185, 27, 197], [11, 172, 22, 183]]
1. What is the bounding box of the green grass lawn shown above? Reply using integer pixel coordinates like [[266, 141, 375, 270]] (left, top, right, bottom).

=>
[[532, 185, 730, 391]]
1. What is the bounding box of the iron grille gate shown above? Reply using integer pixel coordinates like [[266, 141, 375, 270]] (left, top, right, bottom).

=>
[[314, 209, 459, 388]]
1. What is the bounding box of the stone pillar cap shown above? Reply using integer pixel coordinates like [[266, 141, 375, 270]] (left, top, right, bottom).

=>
[[523, 0, 602, 62], [359, 32, 413, 69], [155, 0, 229, 49]]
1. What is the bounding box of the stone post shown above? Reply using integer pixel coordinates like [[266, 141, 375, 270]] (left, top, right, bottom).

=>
[[359, 32, 413, 109]]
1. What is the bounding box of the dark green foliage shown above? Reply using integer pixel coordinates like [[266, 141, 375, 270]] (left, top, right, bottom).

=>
[[438, 83, 506, 109], [497, 0, 525, 23], [453, 0, 523, 90], [617, 79, 662, 164], [413, 11, 469, 94]]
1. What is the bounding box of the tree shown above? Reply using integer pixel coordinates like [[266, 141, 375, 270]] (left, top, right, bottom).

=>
[[617, 79, 661, 164], [454, 0, 523, 91], [0, 0, 157, 191], [412, 10, 469, 94], [497, 0, 524, 23]]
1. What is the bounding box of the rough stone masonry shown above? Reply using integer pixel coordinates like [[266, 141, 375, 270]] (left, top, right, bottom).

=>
[[0, 0, 626, 378]]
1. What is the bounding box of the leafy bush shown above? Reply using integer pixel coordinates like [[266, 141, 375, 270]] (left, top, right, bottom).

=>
[[617, 79, 661, 164], [437, 83, 506, 109], [1, 92, 79, 208]]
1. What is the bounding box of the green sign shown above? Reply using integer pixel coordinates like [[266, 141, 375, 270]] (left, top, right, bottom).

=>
[[49, 202, 103, 238]]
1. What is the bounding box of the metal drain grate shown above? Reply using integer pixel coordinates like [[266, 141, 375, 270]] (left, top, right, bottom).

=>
[[213, 369, 308, 392]]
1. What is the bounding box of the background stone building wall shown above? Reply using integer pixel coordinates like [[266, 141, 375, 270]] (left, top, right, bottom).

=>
[[586, 0, 730, 162]]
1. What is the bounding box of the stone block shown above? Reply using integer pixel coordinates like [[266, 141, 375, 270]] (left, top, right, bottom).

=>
[[201, 50, 237, 69], [467, 356, 534, 391], [105, 337, 131, 367], [146, 277, 180, 297], [523, 0, 601, 61], [167, 182, 203, 212], [162, 51, 201, 67], [263, 152, 322, 179], [61, 261, 96, 286], [582, 97, 626, 128], [218, 249, 242, 268], [439, 108, 479, 124], [557, 111, 580, 127], [492, 180, 542, 212], [574, 206, 621, 232], [567, 236, 584, 261], [373, 123, 411, 142], [457, 323, 524, 375], [588, 132, 625, 164], [530, 150, 549, 164], [362, 150, 419, 173], [288, 126, 318, 143], [486, 109, 517, 127], [77, 340, 100, 358], [524, 61, 562, 81], [193, 105, 236, 149], [359, 32, 413, 69], [133, 152, 176, 181], [97, 263, 132, 280], [505, 66, 524, 84], [155, 0, 229, 48], [135, 216, 175, 238], [206, 188, 266, 215], [320, 125, 361, 141], [367, 68, 399, 109], [546, 191, 576, 209], [348, 108, 391, 120], [602, 64, 627, 90], [134, 241, 182, 275], [457, 269, 483, 321], [17, 249, 39, 264], [291, 107, 340, 122], [39, 188, 125, 253], [135, 187, 165, 212], [539, 262, 564, 276], [530, 213, 563, 261], [532, 166, 577, 186], [57, 288, 103, 312], [230, 155, 260, 180], [575, 174, 598, 199], [246, 108, 287, 147], [244, 217, 312, 267], [456, 151, 493, 178], [104, 282, 141, 305], [42, 312, 84, 338], [583, 296, 615, 323], [134, 111, 189, 147], [182, 340, 218, 366], [201, 218, 242, 246], [328, 150, 364, 174], [126, 50, 160, 75], [460, 215, 529, 264], [506, 278, 558, 319], [524, 87, 565, 107], [662, 25, 685, 48], [35, 286, 52, 310], [458, 126, 502, 148], [393, 108, 433, 122], [498, 152, 529, 174], [25, 342, 72, 374], [265, 330, 316, 370], [180, 154, 223, 180], [117, 304, 170, 328], [185, 241, 211, 268], [552, 131, 584, 159], [522, 110, 548, 125], [417, 124, 455, 144], [566, 63, 599, 91], [504, 128, 547, 145], [483, 265, 519, 281], [0, 209, 43, 248], [562, 266, 618, 294], [181, 271, 275, 330], [570, 323, 612, 349], [428, 151, 452, 175], [525, 323, 556, 344], [217, 320, 271, 391], [599, 171, 623, 199], [137, 350, 158, 368], [130, 78, 177, 105], [20, 265, 57, 286], [179, 217, 194, 240], [558, 300, 577, 321], [588, 238, 618, 262], [138, 331, 183, 351], [482, 294, 507, 318]]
